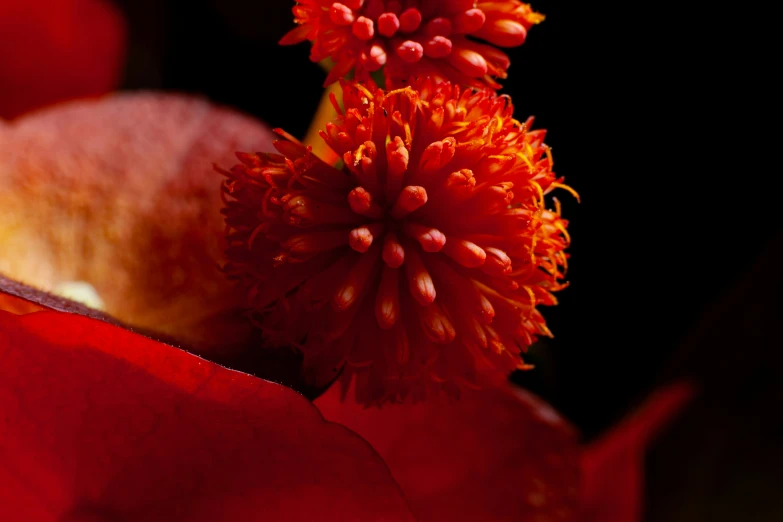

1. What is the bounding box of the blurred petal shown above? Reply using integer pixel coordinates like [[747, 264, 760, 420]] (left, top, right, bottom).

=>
[[0, 306, 416, 521], [0, 93, 276, 354], [0, 0, 126, 119], [580, 381, 696, 522], [316, 381, 581, 521]]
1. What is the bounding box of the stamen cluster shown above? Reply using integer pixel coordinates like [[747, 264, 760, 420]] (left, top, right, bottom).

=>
[[281, 0, 544, 89], [219, 79, 572, 404]]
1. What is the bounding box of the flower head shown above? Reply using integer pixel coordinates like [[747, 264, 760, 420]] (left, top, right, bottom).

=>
[[219, 79, 573, 405], [280, 0, 544, 89]]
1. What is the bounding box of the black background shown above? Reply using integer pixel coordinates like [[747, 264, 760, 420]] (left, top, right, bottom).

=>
[[114, 1, 780, 518]]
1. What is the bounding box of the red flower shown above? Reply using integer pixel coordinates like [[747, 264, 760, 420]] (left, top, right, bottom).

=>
[[0, 95, 692, 522], [0, 0, 126, 120], [0, 300, 416, 521], [280, 0, 544, 88], [219, 79, 574, 405], [0, 279, 695, 522]]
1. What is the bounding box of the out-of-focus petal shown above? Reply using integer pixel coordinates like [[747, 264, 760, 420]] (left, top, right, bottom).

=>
[[0, 305, 416, 522], [316, 380, 581, 521], [580, 381, 696, 522], [0, 0, 126, 120], [0, 93, 276, 354]]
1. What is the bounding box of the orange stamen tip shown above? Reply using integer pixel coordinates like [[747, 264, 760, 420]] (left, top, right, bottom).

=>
[[404, 222, 446, 253], [349, 226, 375, 253], [382, 232, 405, 268], [391, 185, 428, 218]]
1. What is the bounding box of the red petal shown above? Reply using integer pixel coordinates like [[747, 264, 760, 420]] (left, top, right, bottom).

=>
[[0, 0, 126, 119], [0, 306, 415, 521], [580, 381, 696, 522], [316, 381, 581, 521], [279, 24, 311, 45], [0, 93, 276, 354]]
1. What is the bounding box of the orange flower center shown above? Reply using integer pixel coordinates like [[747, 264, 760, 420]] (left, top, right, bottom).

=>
[[220, 80, 572, 404]]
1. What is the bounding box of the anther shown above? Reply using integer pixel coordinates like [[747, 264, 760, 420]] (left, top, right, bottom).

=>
[[391, 185, 428, 218], [329, 3, 355, 26]]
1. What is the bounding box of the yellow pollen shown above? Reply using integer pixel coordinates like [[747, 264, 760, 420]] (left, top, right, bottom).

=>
[[529, 236, 538, 264], [521, 285, 536, 316], [354, 143, 366, 165], [404, 122, 413, 147], [354, 83, 374, 100], [385, 86, 416, 98], [550, 182, 581, 203], [555, 221, 571, 244], [448, 126, 472, 137], [544, 145, 554, 167], [516, 151, 534, 170], [472, 280, 530, 311], [531, 180, 545, 207]]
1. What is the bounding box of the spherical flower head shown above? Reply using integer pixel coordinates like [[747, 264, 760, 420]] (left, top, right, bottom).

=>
[[218, 79, 573, 405], [280, 0, 545, 89]]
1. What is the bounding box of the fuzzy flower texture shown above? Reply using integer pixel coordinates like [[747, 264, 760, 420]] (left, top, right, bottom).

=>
[[281, 0, 544, 88], [219, 79, 576, 405]]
